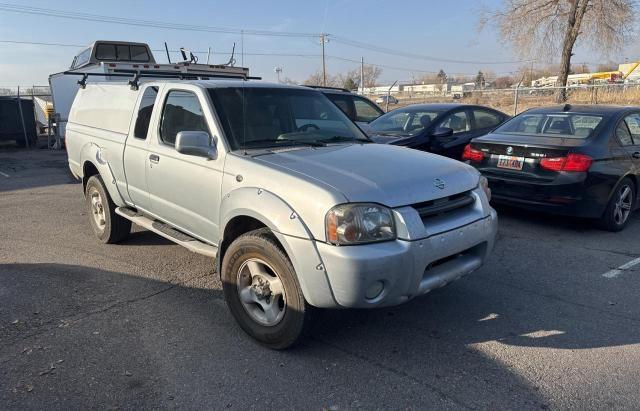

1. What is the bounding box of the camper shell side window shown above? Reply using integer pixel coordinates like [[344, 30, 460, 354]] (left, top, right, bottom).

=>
[[72, 48, 91, 69]]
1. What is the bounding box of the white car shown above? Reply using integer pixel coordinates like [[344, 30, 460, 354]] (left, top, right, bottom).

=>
[[376, 95, 399, 105]]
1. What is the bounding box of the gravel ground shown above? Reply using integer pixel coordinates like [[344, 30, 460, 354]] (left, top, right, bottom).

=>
[[1, 143, 639, 409]]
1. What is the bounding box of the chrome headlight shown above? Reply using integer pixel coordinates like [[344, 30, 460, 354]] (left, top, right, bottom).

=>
[[479, 175, 491, 202], [326, 203, 396, 245]]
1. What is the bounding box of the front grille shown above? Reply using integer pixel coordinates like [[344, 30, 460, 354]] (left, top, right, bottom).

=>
[[412, 191, 475, 219]]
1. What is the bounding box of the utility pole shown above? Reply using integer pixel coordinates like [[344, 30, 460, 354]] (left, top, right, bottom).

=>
[[385, 80, 397, 112], [320, 33, 327, 86], [274, 66, 283, 83], [360, 57, 364, 94], [241, 30, 244, 67]]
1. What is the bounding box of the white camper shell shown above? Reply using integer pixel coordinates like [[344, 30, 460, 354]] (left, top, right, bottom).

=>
[[49, 40, 250, 139]]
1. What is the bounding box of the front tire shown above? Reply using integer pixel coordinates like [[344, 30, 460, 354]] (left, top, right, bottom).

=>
[[221, 228, 311, 349], [598, 178, 635, 232], [85, 175, 131, 243]]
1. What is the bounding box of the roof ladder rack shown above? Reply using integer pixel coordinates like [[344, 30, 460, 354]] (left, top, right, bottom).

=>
[[77, 73, 89, 89], [63, 69, 262, 91], [128, 72, 141, 90]]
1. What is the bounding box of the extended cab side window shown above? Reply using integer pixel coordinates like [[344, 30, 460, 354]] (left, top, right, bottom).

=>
[[133, 87, 158, 139], [160, 90, 209, 146]]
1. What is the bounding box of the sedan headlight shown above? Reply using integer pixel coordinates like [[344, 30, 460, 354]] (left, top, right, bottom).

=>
[[479, 175, 491, 202], [326, 203, 396, 245]]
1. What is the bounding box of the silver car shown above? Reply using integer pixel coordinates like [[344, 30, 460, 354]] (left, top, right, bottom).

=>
[[66, 80, 497, 349]]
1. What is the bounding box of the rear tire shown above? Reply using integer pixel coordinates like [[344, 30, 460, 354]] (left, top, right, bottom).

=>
[[85, 175, 131, 243], [221, 228, 312, 349], [598, 177, 635, 232]]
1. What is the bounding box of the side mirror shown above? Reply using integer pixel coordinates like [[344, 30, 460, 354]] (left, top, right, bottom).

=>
[[431, 127, 454, 138], [175, 131, 217, 160]]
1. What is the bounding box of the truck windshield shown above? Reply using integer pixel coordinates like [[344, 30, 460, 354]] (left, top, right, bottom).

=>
[[207, 87, 368, 150], [495, 113, 604, 139]]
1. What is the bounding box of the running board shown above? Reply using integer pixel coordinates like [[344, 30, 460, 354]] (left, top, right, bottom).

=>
[[115, 207, 217, 258]]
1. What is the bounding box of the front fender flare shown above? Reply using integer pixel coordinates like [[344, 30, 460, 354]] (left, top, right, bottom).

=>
[[218, 187, 338, 308], [80, 142, 126, 207], [220, 187, 313, 240]]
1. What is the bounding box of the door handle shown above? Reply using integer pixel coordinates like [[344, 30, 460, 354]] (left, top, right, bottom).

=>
[[633, 152, 640, 159], [149, 154, 160, 164]]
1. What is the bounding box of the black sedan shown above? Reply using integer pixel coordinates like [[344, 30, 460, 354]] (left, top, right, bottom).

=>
[[367, 103, 509, 159], [464, 104, 640, 231]]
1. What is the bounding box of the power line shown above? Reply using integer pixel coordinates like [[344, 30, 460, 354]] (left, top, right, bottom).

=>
[[330, 35, 536, 65], [0, 39, 519, 77], [0, 3, 550, 67], [0, 40, 320, 57], [326, 55, 517, 77], [0, 3, 320, 38], [2, 39, 586, 79], [0, 2, 534, 66]]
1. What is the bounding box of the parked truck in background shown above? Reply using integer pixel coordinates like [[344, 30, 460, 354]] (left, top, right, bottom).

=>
[[66, 79, 497, 349]]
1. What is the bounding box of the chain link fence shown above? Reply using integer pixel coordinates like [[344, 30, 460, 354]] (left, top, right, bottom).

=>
[[362, 83, 640, 115]]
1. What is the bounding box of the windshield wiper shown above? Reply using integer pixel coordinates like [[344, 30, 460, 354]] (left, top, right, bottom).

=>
[[316, 136, 371, 144], [243, 138, 325, 148]]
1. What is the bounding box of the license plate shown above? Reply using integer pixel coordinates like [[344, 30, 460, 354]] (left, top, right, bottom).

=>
[[497, 155, 525, 170]]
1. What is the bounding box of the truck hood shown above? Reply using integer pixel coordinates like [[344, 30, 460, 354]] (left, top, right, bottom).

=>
[[254, 143, 479, 207]]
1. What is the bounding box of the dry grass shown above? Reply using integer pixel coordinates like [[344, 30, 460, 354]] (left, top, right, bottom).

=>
[[372, 86, 640, 116]]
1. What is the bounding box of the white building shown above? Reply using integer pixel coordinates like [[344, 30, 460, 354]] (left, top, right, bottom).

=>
[[403, 83, 450, 95], [450, 83, 476, 98], [361, 85, 401, 95]]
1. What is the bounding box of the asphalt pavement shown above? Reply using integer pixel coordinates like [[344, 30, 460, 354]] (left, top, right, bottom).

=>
[[1, 143, 639, 409]]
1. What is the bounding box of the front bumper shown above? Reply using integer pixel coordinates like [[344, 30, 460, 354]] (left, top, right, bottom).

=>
[[315, 211, 497, 308]]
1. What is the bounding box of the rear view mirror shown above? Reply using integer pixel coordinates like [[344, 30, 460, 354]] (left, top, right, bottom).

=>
[[432, 127, 454, 138], [175, 131, 217, 160]]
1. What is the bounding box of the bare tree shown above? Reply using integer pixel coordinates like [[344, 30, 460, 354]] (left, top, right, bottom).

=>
[[572, 63, 591, 74], [346, 64, 383, 88], [480, 0, 637, 102], [595, 62, 620, 72], [303, 71, 339, 87], [492, 75, 515, 89], [304, 65, 383, 89]]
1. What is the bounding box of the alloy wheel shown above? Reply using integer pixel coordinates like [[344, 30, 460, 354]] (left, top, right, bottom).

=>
[[89, 187, 106, 232], [613, 185, 633, 226], [237, 258, 286, 326]]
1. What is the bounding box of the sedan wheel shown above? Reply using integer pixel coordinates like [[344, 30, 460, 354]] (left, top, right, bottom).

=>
[[613, 185, 633, 226], [599, 178, 635, 232]]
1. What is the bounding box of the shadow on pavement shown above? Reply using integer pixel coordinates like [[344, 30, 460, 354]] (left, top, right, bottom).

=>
[[0, 262, 553, 409], [0, 144, 77, 193]]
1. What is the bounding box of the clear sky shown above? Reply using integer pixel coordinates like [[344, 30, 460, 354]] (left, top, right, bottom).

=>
[[0, 0, 637, 87]]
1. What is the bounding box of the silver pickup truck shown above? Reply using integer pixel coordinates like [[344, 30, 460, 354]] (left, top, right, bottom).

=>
[[66, 80, 497, 349]]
